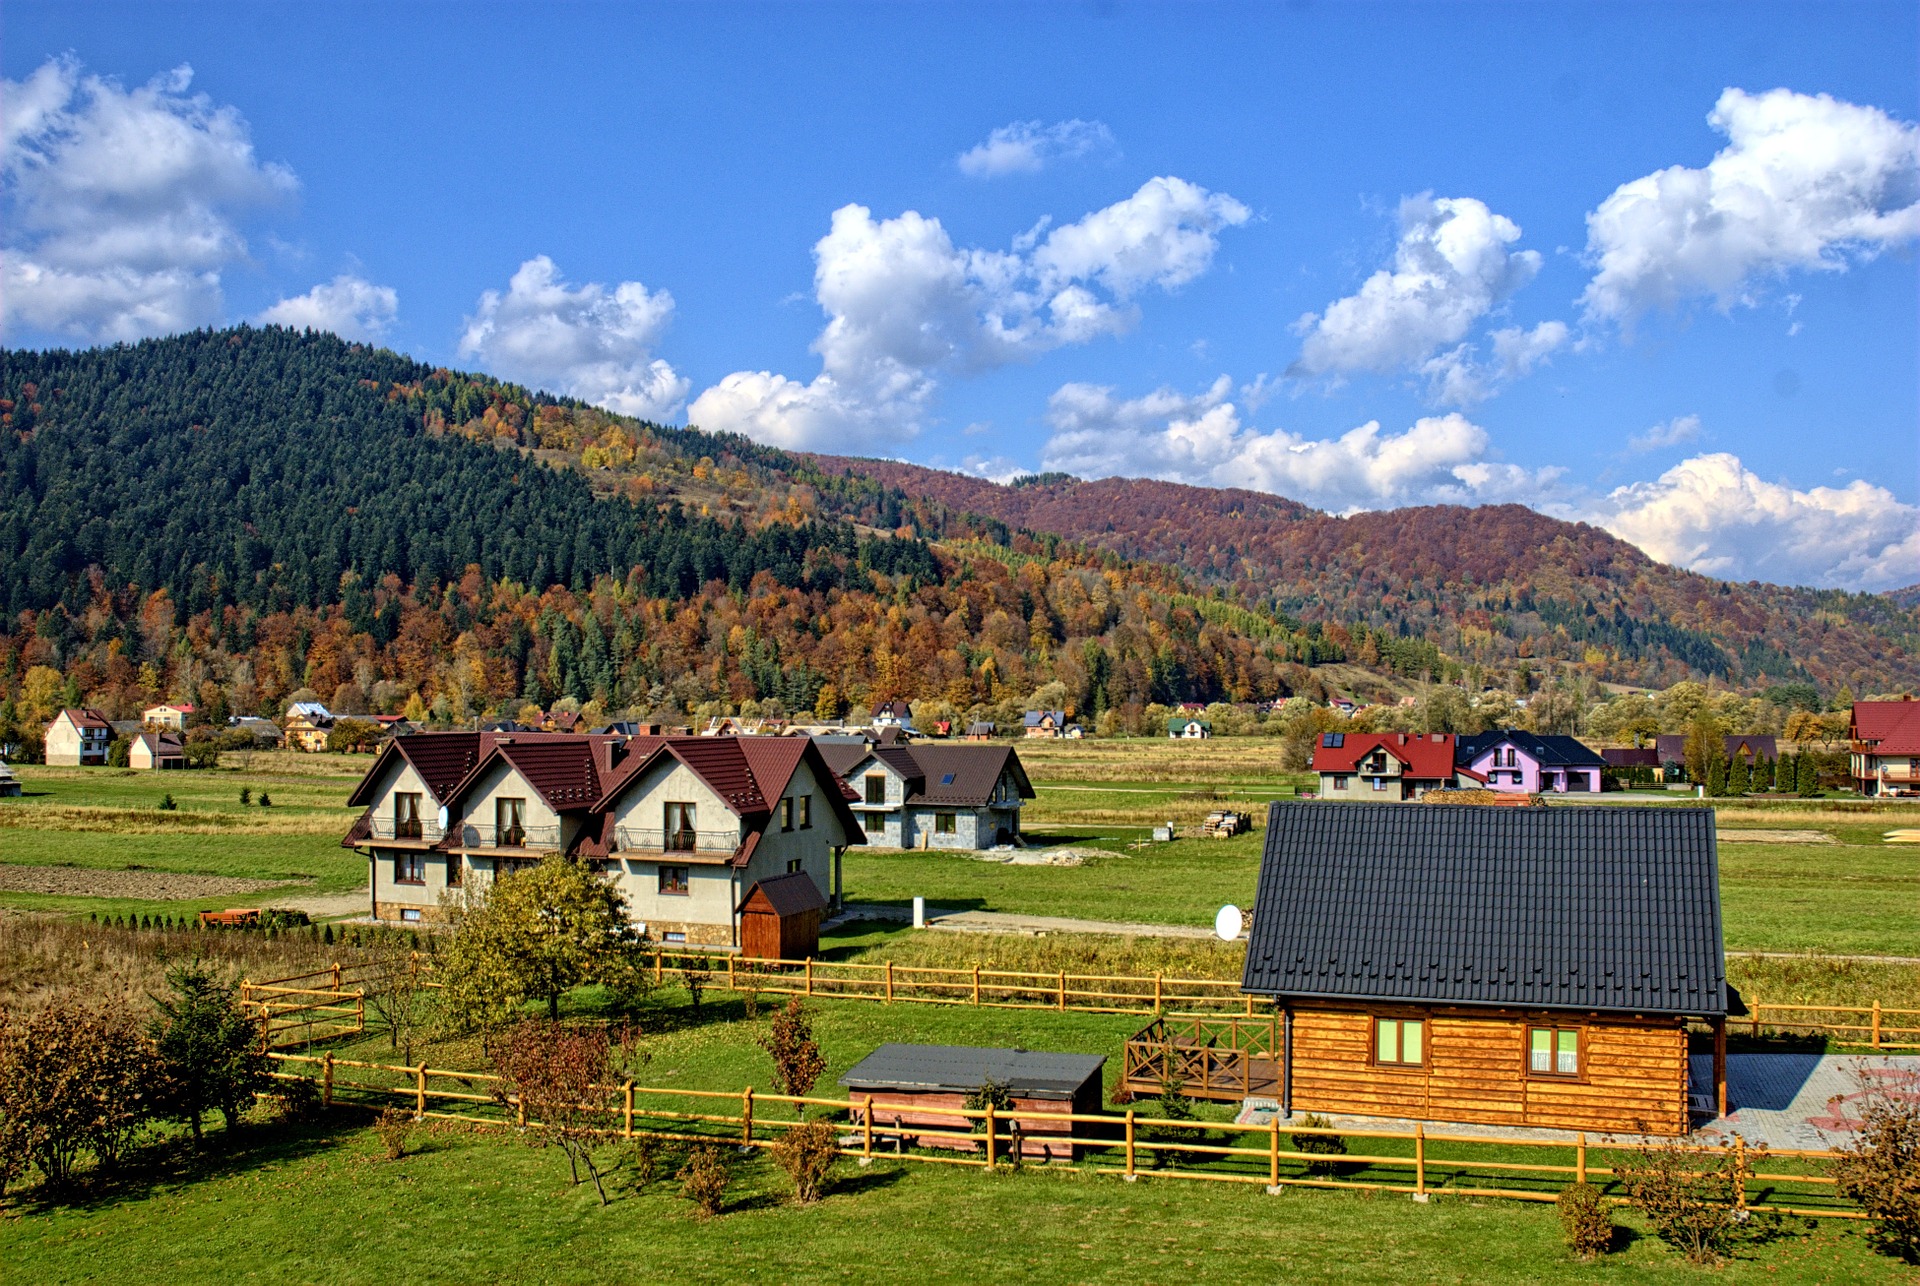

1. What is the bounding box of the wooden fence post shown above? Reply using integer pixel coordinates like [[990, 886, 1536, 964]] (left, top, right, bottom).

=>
[[322, 1052, 335, 1108], [654, 949, 663, 985], [863, 1096, 874, 1161], [1154, 973, 1164, 1013], [355, 991, 365, 1035], [1269, 1118, 1280, 1188], [1576, 1132, 1587, 1186], [1751, 1004, 1761, 1039], [1125, 1110, 1136, 1178], [1414, 1124, 1426, 1201], [1731, 1135, 1747, 1212], [332, 961, 342, 990], [742, 1087, 754, 1146], [1056, 970, 1065, 1011], [885, 961, 895, 1003], [623, 1081, 634, 1140], [1872, 1001, 1882, 1050], [517, 1092, 527, 1129], [984, 1102, 996, 1168], [805, 959, 814, 997], [414, 1063, 427, 1119], [726, 955, 735, 993], [972, 964, 981, 1007]]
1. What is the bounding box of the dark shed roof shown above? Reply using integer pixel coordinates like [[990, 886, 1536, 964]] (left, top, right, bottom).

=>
[[1242, 802, 1727, 1018], [839, 1044, 1105, 1099], [737, 870, 828, 917]]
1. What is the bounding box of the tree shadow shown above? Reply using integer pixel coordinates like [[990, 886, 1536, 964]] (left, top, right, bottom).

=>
[[827, 1164, 908, 1198]]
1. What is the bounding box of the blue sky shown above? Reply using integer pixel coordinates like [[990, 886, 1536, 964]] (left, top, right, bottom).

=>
[[5, 2, 1916, 591]]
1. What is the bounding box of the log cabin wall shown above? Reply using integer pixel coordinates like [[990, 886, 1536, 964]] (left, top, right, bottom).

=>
[[1288, 1005, 1689, 1136]]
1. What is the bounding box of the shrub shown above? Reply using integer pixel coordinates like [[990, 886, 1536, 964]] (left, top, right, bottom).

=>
[[1616, 1137, 1767, 1265], [627, 1134, 666, 1189], [239, 787, 251, 806], [375, 1107, 412, 1160], [772, 1118, 842, 1204], [1558, 1182, 1614, 1259], [679, 956, 712, 1012], [268, 1075, 321, 1124], [760, 999, 826, 1114], [0, 1000, 158, 1192], [1290, 1113, 1348, 1177], [678, 1144, 730, 1218], [157, 793, 177, 811], [257, 792, 271, 807], [148, 962, 272, 1143], [1832, 1079, 1920, 1262]]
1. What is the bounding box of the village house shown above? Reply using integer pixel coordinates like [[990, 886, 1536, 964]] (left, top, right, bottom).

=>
[[128, 732, 186, 770], [963, 721, 996, 741], [1241, 801, 1732, 1136], [44, 708, 113, 766], [1311, 732, 1485, 801], [1022, 710, 1068, 738], [832, 742, 1034, 850], [1651, 732, 1778, 780], [229, 715, 286, 747], [1455, 730, 1607, 794], [870, 700, 914, 731], [342, 732, 863, 954], [142, 702, 196, 731], [284, 701, 334, 752], [1849, 696, 1920, 797], [1166, 716, 1212, 740]]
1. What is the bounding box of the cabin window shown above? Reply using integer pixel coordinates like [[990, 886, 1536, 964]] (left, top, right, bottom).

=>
[[664, 802, 697, 851], [1373, 1017, 1425, 1066], [658, 865, 690, 895], [1529, 1027, 1581, 1076], [394, 792, 422, 839], [446, 853, 463, 887], [865, 774, 887, 806], [780, 797, 794, 831], [495, 798, 526, 847], [798, 795, 812, 829], [935, 811, 957, 835], [663, 931, 686, 945], [787, 858, 803, 874], [395, 853, 426, 885], [1332, 775, 1349, 791]]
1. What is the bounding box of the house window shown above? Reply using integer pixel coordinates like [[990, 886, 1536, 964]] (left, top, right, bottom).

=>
[[665, 802, 697, 851], [446, 852, 463, 887], [1332, 775, 1349, 791], [394, 792, 422, 839], [781, 797, 794, 831], [400, 908, 422, 923], [798, 795, 812, 829], [395, 853, 426, 885], [786, 858, 803, 874], [865, 774, 887, 806], [663, 931, 686, 944], [659, 865, 690, 895], [1373, 1017, 1425, 1066], [1529, 1027, 1581, 1076], [1372, 777, 1387, 791], [495, 797, 526, 847], [934, 811, 957, 835]]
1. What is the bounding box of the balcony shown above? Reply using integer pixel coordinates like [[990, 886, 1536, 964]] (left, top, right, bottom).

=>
[[368, 817, 445, 843], [458, 823, 561, 850], [613, 826, 740, 856], [1873, 767, 1920, 784]]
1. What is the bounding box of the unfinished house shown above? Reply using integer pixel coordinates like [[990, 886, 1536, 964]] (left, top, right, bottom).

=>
[[835, 743, 1034, 850]]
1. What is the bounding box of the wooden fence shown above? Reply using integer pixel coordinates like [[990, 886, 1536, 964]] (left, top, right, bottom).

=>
[[1748, 1002, 1920, 1051], [262, 1049, 1860, 1219]]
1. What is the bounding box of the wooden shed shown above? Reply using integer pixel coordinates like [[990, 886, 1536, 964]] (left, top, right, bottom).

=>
[[736, 871, 827, 960], [839, 1044, 1106, 1159], [1241, 801, 1734, 1137]]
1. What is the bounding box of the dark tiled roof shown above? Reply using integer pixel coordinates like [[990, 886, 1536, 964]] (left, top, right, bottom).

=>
[[348, 732, 491, 807], [1653, 734, 1781, 765], [738, 870, 827, 917], [1456, 730, 1606, 768], [839, 1044, 1105, 1099], [1602, 747, 1660, 768], [58, 707, 112, 731], [853, 744, 1031, 807], [1242, 802, 1727, 1018], [813, 738, 875, 782]]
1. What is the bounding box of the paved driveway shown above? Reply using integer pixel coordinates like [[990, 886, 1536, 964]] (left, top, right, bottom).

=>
[[1692, 1052, 1920, 1150]]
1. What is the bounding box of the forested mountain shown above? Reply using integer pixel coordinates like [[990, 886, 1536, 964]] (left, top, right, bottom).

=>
[[0, 328, 1337, 734], [807, 457, 1920, 694]]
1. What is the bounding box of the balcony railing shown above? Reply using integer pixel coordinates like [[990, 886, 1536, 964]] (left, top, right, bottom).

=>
[[368, 817, 445, 842], [613, 826, 740, 856], [1874, 767, 1920, 783], [458, 823, 561, 850]]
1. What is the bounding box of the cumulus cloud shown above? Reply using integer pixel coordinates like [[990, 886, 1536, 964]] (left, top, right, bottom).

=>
[[1581, 87, 1920, 322], [1038, 376, 1564, 513], [458, 256, 691, 419], [1290, 195, 1543, 383], [1419, 320, 1570, 407], [689, 177, 1249, 452], [957, 119, 1115, 178], [1586, 452, 1918, 591], [257, 273, 397, 341], [1624, 414, 1703, 454], [1, 57, 297, 342]]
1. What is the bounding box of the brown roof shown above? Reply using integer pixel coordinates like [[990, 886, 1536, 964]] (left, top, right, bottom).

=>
[[863, 743, 1033, 807], [813, 738, 874, 783], [56, 708, 112, 731], [133, 732, 184, 756], [738, 870, 828, 917], [347, 731, 493, 807]]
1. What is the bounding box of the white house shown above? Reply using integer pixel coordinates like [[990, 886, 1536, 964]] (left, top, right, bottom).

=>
[[44, 709, 112, 766], [142, 703, 196, 731]]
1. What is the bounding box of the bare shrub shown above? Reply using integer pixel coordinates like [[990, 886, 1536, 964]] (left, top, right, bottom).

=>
[[0, 1000, 158, 1192], [375, 1107, 413, 1160], [267, 1075, 321, 1124], [678, 1143, 730, 1218], [1557, 1181, 1614, 1259], [679, 956, 712, 1012], [759, 999, 825, 1114], [489, 1019, 618, 1204], [772, 1119, 841, 1204], [626, 1134, 667, 1189], [1831, 1078, 1920, 1263], [363, 944, 432, 1063], [1616, 1137, 1768, 1265]]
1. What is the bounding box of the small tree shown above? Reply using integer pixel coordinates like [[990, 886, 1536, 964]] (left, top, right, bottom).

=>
[[679, 956, 712, 1012], [1558, 1181, 1614, 1259], [0, 1001, 157, 1191], [759, 999, 826, 1114], [1616, 1137, 1767, 1265], [772, 1119, 841, 1204], [678, 1144, 730, 1218], [148, 963, 271, 1143], [488, 1019, 618, 1204], [364, 944, 433, 1063], [1831, 1078, 1920, 1262]]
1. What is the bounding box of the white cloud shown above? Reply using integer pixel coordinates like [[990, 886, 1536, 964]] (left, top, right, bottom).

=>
[[1581, 88, 1920, 322], [957, 119, 1115, 178], [690, 177, 1249, 452], [1586, 452, 1919, 591], [257, 273, 397, 341], [1624, 414, 1703, 454], [1, 57, 296, 342], [1290, 195, 1542, 381], [1419, 320, 1570, 407], [458, 256, 690, 419], [1038, 376, 1564, 513]]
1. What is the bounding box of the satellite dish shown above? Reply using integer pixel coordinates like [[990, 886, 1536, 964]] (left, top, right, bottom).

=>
[[436, 805, 450, 831], [1214, 904, 1244, 941]]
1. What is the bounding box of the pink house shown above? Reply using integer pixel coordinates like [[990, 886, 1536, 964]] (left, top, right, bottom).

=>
[[1456, 731, 1607, 794]]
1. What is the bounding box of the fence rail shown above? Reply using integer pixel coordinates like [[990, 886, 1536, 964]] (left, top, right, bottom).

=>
[[262, 1050, 1860, 1219], [1749, 1002, 1920, 1050]]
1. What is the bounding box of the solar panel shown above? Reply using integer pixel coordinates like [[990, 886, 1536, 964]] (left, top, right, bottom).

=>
[[1323, 733, 1344, 748]]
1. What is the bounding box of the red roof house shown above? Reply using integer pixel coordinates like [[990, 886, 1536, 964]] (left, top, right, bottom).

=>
[[1310, 731, 1485, 802]]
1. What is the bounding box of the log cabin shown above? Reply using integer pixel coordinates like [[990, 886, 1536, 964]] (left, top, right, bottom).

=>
[[1241, 801, 1732, 1136]]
